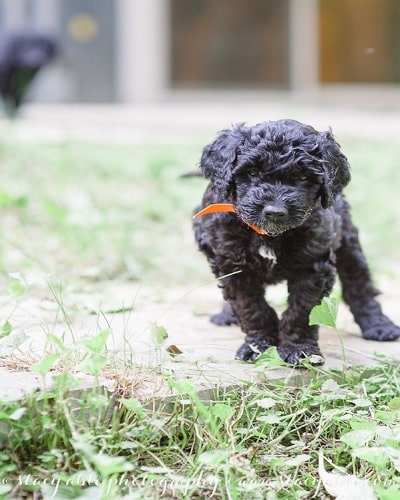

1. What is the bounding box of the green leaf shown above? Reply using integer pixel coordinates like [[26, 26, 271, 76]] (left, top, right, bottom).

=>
[[0, 483, 12, 495], [352, 446, 389, 468], [309, 297, 338, 328], [257, 414, 281, 424], [92, 453, 134, 477], [83, 329, 110, 354], [210, 403, 235, 421], [31, 353, 60, 376], [255, 397, 276, 409], [319, 450, 376, 499], [388, 397, 400, 410], [197, 449, 230, 466], [46, 333, 68, 352], [0, 321, 12, 339], [42, 198, 68, 222], [349, 419, 377, 431], [351, 398, 372, 408], [9, 407, 26, 421], [341, 429, 375, 449], [151, 324, 168, 345], [321, 379, 340, 392], [374, 486, 400, 500], [255, 346, 288, 367], [286, 454, 310, 467], [375, 410, 397, 423], [8, 279, 26, 295], [0, 330, 28, 355], [119, 397, 146, 420], [78, 353, 107, 375]]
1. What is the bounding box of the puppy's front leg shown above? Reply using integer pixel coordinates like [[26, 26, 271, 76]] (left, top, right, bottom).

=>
[[278, 262, 336, 365], [219, 272, 279, 362]]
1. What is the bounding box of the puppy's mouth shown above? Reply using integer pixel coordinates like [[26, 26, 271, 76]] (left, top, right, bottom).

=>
[[255, 208, 314, 237], [258, 224, 287, 237], [256, 219, 296, 237]]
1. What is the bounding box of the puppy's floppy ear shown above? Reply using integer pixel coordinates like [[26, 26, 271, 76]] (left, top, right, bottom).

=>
[[200, 126, 244, 198], [318, 130, 351, 208]]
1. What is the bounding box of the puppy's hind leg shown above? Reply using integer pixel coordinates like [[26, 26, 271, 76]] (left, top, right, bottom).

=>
[[336, 212, 400, 341], [211, 302, 238, 326]]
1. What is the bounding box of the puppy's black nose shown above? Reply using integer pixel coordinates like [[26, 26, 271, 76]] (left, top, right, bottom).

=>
[[262, 205, 288, 219]]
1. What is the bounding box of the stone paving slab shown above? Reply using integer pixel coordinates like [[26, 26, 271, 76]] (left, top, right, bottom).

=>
[[1, 281, 399, 403]]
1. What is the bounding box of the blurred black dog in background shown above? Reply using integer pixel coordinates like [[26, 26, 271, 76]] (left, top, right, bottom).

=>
[[0, 31, 57, 115]]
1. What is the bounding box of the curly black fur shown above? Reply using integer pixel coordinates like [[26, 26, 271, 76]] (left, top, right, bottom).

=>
[[193, 119, 400, 365]]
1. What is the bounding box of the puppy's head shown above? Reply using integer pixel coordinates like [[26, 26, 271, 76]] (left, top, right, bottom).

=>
[[200, 119, 350, 236]]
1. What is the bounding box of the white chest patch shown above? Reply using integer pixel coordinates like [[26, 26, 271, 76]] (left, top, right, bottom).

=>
[[258, 245, 277, 265]]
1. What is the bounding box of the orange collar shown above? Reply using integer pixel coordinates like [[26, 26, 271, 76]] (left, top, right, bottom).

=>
[[193, 203, 268, 235]]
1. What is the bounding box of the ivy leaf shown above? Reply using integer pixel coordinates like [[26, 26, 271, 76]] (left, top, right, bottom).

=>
[[82, 329, 110, 354], [341, 429, 375, 449], [255, 346, 288, 367], [255, 397, 276, 409], [352, 446, 389, 469], [210, 403, 235, 421], [151, 324, 168, 345], [0, 321, 12, 339], [197, 449, 230, 466], [31, 353, 60, 376], [309, 297, 338, 328], [91, 453, 134, 477], [286, 454, 310, 467], [119, 397, 146, 420], [319, 450, 377, 499], [388, 397, 400, 410]]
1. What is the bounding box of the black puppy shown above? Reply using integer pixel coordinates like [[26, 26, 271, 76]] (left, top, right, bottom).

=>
[[0, 31, 57, 114], [193, 119, 400, 365]]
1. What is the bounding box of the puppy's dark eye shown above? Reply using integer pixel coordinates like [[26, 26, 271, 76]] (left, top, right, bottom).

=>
[[248, 168, 259, 177], [297, 174, 309, 181]]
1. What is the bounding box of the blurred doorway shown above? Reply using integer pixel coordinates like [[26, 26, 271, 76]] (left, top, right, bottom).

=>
[[60, 0, 115, 101], [320, 0, 400, 83]]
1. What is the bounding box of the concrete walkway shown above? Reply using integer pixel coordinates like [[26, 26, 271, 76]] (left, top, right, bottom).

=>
[[1, 89, 400, 144], [1, 95, 400, 402], [1, 279, 400, 402]]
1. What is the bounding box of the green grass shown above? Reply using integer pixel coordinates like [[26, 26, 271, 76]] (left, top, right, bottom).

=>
[[0, 136, 400, 498], [0, 139, 206, 285], [0, 137, 399, 287], [1, 361, 400, 498]]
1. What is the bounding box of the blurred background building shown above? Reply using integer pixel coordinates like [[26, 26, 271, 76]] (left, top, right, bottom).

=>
[[0, 0, 399, 104]]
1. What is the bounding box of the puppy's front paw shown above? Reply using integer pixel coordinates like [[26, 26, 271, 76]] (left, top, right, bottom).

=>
[[362, 317, 400, 341], [278, 343, 325, 366], [235, 338, 273, 362]]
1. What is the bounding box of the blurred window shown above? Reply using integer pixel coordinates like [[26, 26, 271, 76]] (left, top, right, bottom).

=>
[[170, 0, 289, 89]]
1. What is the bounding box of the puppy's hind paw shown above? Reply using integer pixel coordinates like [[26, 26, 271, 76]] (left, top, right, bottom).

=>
[[362, 317, 400, 341], [278, 344, 325, 367], [210, 303, 238, 326], [235, 339, 273, 362]]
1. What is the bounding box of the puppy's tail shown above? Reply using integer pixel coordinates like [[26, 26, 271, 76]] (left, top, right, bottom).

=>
[[180, 170, 204, 179]]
